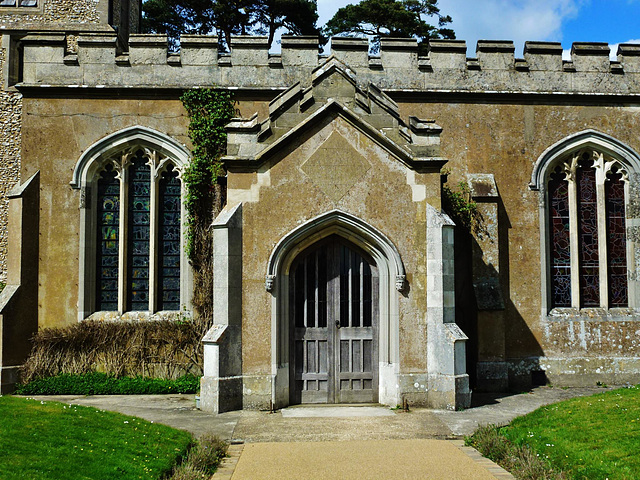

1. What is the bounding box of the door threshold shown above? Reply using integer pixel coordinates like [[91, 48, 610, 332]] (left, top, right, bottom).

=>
[[281, 404, 395, 418], [287, 403, 383, 408]]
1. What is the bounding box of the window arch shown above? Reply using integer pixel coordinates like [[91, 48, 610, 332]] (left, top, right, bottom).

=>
[[73, 127, 191, 319], [547, 149, 628, 308], [532, 131, 640, 313]]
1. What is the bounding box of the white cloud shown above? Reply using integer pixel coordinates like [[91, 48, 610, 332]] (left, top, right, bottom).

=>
[[316, 0, 584, 56], [562, 39, 640, 61], [445, 0, 583, 56], [607, 38, 640, 60]]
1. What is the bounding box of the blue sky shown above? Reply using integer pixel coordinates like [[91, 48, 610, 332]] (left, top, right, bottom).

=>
[[316, 0, 640, 58]]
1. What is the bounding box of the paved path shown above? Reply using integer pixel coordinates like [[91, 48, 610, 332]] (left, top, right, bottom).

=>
[[24, 386, 613, 480], [217, 439, 511, 480]]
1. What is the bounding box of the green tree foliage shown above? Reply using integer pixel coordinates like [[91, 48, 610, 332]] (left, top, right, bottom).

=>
[[142, 0, 320, 49], [250, 0, 321, 48], [324, 0, 454, 52]]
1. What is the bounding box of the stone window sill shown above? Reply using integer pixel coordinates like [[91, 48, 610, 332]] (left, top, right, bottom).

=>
[[548, 307, 640, 321]]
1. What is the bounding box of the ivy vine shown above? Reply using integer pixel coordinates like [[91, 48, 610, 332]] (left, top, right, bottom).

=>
[[181, 88, 236, 258], [442, 179, 480, 233], [180, 88, 236, 319]]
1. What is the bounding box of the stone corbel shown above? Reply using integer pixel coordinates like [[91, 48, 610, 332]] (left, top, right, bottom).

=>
[[265, 274, 276, 292], [79, 186, 91, 209], [395, 274, 406, 291]]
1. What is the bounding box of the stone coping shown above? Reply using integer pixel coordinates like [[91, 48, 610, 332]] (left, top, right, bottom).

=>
[[14, 35, 640, 93]]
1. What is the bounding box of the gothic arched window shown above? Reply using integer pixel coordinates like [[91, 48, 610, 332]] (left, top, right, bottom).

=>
[[548, 149, 628, 309], [94, 148, 183, 313]]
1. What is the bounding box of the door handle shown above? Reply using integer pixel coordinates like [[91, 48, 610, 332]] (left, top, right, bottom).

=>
[[335, 320, 341, 329]]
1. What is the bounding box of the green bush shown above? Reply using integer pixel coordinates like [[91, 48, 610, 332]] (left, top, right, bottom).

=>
[[15, 372, 200, 395]]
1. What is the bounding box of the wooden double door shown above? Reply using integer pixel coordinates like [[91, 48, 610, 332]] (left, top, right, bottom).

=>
[[290, 237, 379, 404]]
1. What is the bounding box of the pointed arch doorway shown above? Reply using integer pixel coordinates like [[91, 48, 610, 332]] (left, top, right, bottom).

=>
[[290, 235, 379, 404]]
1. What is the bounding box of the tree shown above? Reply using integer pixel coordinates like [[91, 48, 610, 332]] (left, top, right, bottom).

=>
[[249, 0, 320, 48], [324, 0, 454, 52], [142, 0, 320, 50]]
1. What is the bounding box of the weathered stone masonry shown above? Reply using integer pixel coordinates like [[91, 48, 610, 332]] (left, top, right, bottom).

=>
[[0, 48, 21, 284], [1, 0, 640, 405]]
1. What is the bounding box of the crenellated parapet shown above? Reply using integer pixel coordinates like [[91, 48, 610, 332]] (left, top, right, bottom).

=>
[[15, 33, 640, 94]]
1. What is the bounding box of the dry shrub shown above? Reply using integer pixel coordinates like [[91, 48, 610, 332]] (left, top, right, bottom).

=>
[[184, 434, 227, 474], [167, 435, 227, 480], [167, 464, 205, 480], [467, 425, 567, 480], [21, 317, 211, 384]]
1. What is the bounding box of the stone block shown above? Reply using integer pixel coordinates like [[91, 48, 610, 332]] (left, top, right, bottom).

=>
[[77, 33, 117, 64], [476, 40, 515, 70], [571, 42, 610, 73], [128, 34, 168, 65], [23, 42, 65, 65], [180, 35, 218, 66], [380, 37, 418, 68], [242, 374, 273, 410], [475, 361, 509, 391], [617, 43, 640, 73], [330, 37, 369, 67], [427, 373, 471, 410], [200, 376, 243, 413], [428, 40, 467, 70], [230, 36, 269, 66], [523, 41, 563, 71], [281, 35, 319, 66]]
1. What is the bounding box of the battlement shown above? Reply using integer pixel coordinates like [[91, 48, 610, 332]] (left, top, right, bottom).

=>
[[16, 33, 640, 94]]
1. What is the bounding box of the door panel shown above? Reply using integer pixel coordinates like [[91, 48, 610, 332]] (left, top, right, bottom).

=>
[[291, 238, 378, 404]]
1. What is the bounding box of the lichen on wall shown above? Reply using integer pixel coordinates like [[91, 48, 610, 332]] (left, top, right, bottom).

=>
[[0, 47, 22, 283]]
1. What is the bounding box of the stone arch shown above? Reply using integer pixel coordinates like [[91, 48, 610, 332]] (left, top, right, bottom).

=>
[[532, 130, 640, 313], [268, 210, 406, 408], [70, 126, 191, 189], [529, 129, 640, 191], [74, 126, 192, 320]]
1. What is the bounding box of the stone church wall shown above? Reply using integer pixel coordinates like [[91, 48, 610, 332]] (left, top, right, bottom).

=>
[[0, 0, 107, 29], [8, 31, 640, 389], [0, 47, 21, 283]]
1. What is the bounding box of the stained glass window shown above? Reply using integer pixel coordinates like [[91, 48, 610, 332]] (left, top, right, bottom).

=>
[[127, 151, 151, 311], [576, 154, 600, 307], [96, 164, 120, 311], [158, 166, 181, 311], [548, 166, 571, 307], [94, 148, 182, 314], [606, 168, 628, 307], [547, 150, 628, 310]]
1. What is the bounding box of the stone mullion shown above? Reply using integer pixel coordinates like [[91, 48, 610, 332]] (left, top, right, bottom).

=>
[[115, 155, 130, 315], [147, 151, 159, 313], [596, 179, 609, 308], [567, 173, 581, 309]]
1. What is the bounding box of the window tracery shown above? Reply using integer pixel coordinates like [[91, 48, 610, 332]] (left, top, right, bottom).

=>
[[548, 149, 629, 309], [94, 147, 183, 313]]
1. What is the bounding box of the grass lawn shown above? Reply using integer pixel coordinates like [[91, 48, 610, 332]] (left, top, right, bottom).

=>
[[0, 395, 192, 480], [492, 385, 640, 479]]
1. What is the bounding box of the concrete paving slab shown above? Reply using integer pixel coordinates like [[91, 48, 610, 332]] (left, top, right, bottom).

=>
[[23, 394, 240, 439], [281, 405, 395, 418], [232, 409, 455, 443], [228, 439, 507, 480]]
